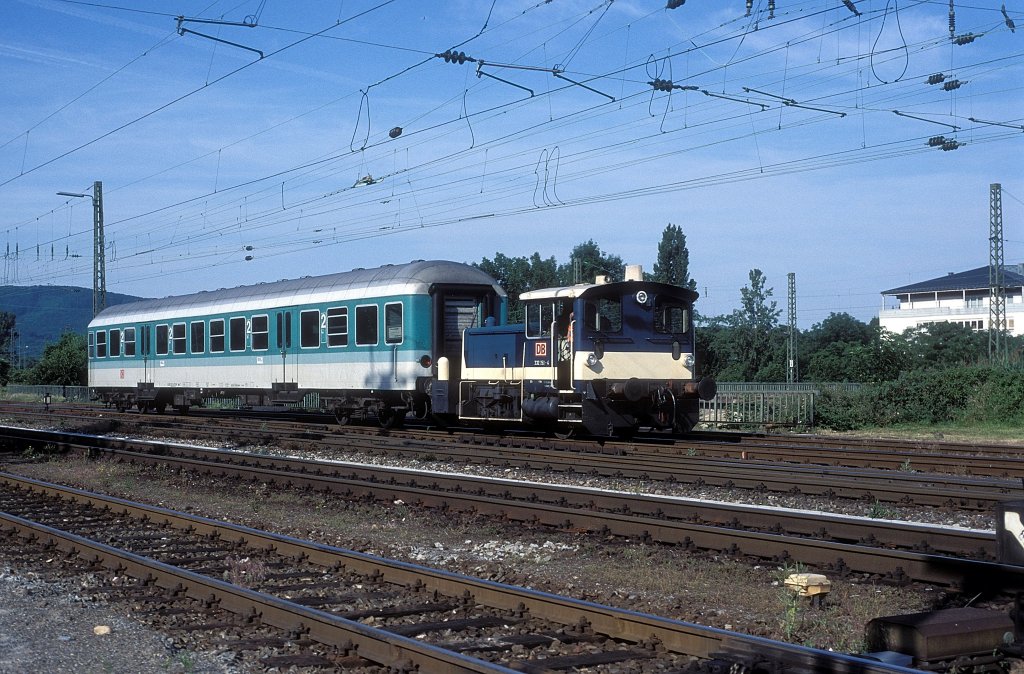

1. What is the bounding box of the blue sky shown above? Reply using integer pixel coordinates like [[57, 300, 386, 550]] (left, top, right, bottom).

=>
[[2, 0, 1021, 327]]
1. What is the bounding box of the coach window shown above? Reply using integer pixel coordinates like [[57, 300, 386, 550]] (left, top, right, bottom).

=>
[[88, 332, 95, 359], [123, 327, 136, 357], [190, 321, 205, 354], [326, 307, 348, 347], [355, 305, 378, 346], [96, 330, 107, 358], [251, 315, 269, 351], [171, 323, 186, 355], [300, 310, 320, 348], [654, 299, 690, 334], [525, 302, 554, 338], [384, 302, 403, 345], [210, 319, 225, 353], [229, 317, 246, 352], [109, 329, 121, 357], [156, 325, 169, 356]]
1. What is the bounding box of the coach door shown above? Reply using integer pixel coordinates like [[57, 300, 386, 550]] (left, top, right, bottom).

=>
[[275, 311, 294, 384], [140, 325, 152, 384], [431, 285, 500, 386]]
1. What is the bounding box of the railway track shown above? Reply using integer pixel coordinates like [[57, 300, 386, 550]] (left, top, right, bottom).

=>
[[2, 424, 1018, 592], [0, 472, 921, 673], [0, 406, 1018, 511]]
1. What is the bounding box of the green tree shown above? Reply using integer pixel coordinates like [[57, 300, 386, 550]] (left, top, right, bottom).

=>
[[729, 269, 782, 381], [651, 223, 696, 290], [0, 311, 15, 362], [21, 332, 87, 386], [560, 240, 624, 284], [476, 252, 559, 323], [903, 322, 987, 368]]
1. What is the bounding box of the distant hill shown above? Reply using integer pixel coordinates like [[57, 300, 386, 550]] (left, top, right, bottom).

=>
[[0, 286, 144, 361]]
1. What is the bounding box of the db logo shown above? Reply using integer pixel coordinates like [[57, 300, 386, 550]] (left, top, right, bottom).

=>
[[119, 369, 125, 380], [534, 342, 547, 357]]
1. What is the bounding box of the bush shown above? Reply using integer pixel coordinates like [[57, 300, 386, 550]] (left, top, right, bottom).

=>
[[815, 364, 1024, 430]]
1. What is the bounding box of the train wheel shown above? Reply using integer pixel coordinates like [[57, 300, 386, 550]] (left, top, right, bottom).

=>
[[138, 402, 147, 414], [155, 402, 166, 414], [378, 407, 405, 429], [334, 410, 351, 425]]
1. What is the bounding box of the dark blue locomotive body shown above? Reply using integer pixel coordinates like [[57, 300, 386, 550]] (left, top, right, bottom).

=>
[[432, 273, 715, 435]]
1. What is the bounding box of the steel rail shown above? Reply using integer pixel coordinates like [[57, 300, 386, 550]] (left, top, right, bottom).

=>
[[2, 425, 1016, 590], [0, 472, 921, 674]]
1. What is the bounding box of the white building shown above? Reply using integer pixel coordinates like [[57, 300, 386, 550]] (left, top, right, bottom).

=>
[[879, 265, 1024, 336]]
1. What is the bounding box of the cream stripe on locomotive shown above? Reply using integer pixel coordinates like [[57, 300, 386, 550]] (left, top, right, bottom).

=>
[[460, 351, 696, 383]]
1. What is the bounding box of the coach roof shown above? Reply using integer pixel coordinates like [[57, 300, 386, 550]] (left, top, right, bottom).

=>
[[89, 260, 504, 327]]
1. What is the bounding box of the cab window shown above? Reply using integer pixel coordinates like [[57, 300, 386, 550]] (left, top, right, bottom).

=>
[[525, 302, 554, 338], [583, 297, 622, 333], [655, 300, 690, 334]]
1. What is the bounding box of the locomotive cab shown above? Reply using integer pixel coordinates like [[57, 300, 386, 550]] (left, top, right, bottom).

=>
[[456, 271, 715, 436]]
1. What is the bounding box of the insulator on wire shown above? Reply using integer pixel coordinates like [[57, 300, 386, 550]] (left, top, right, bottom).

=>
[[389, 127, 403, 139], [942, 79, 966, 91], [926, 73, 946, 85], [438, 49, 474, 64], [927, 136, 946, 147], [745, 0, 753, 16], [768, 0, 775, 19], [666, 0, 685, 8], [952, 33, 977, 46], [842, 0, 861, 17], [941, 139, 963, 151], [949, 0, 955, 37]]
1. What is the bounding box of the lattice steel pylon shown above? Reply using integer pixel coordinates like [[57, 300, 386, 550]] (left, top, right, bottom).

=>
[[988, 183, 1007, 364], [787, 272, 798, 383], [92, 181, 106, 317]]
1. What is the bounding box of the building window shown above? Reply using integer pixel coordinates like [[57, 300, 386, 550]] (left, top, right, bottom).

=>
[[229, 317, 246, 352], [96, 331, 107, 358], [356, 305, 378, 346], [385, 302, 403, 345], [108, 329, 121, 357], [210, 319, 225, 353], [327, 307, 348, 347], [251, 315, 269, 351], [300, 310, 320, 348]]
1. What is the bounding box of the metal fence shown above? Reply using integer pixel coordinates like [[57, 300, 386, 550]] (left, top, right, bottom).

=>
[[699, 390, 815, 428], [1, 385, 92, 402]]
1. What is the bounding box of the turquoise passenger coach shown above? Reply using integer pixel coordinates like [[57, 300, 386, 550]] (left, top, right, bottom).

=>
[[88, 260, 507, 425]]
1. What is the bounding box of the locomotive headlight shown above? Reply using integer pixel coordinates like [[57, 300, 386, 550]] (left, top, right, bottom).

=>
[[683, 354, 695, 368], [586, 352, 600, 368]]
